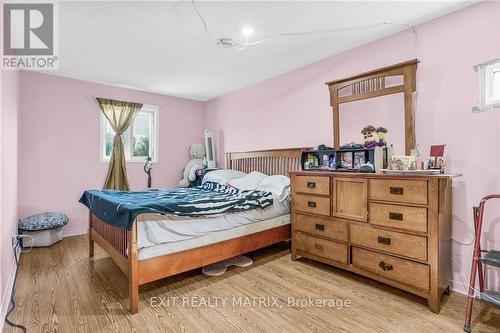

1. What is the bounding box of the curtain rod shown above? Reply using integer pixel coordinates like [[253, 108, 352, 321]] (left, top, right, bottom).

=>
[[85, 95, 161, 109]]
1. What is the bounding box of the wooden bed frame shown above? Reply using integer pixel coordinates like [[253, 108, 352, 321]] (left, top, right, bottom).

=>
[[88, 148, 303, 314]]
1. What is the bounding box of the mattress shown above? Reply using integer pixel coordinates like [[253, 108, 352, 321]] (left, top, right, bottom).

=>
[[137, 197, 291, 260], [138, 214, 290, 260]]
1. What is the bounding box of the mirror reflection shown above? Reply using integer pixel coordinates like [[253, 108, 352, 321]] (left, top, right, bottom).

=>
[[338, 93, 406, 155]]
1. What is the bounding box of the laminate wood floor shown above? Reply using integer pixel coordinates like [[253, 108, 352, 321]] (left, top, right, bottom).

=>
[[3, 235, 499, 333]]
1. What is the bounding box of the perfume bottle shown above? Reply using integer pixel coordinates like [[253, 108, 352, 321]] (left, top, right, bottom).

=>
[[410, 144, 420, 157], [411, 145, 420, 170]]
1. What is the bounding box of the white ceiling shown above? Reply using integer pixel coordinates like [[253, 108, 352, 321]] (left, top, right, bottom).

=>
[[50, 1, 476, 101]]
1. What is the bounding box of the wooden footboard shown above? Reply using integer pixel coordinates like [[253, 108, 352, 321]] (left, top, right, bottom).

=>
[[89, 212, 131, 275], [88, 212, 139, 313]]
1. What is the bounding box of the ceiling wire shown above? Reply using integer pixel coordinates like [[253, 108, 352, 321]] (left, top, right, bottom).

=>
[[191, 0, 218, 43], [191, 0, 413, 49], [279, 22, 411, 36]]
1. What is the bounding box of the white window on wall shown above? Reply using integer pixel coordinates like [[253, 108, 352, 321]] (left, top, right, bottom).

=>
[[100, 104, 159, 163], [474, 58, 500, 112]]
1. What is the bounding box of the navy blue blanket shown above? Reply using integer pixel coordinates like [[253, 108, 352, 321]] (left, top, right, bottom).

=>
[[79, 182, 273, 230]]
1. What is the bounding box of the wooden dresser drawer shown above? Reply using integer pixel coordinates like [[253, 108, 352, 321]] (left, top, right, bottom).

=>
[[350, 224, 427, 261], [295, 214, 348, 242], [369, 179, 427, 205], [295, 232, 348, 264], [293, 194, 330, 216], [293, 176, 330, 196], [370, 203, 427, 233], [352, 247, 430, 291]]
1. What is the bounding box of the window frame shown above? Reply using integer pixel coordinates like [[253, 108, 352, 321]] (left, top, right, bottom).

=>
[[99, 104, 159, 163], [486, 64, 500, 106], [474, 58, 500, 112]]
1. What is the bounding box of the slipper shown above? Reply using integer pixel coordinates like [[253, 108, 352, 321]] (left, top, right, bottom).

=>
[[202, 255, 253, 276], [226, 255, 253, 267], [202, 262, 227, 276]]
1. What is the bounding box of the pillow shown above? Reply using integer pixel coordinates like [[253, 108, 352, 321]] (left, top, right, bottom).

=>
[[18, 212, 69, 231], [256, 175, 290, 197], [202, 169, 247, 185], [228, 171, 268, 191]]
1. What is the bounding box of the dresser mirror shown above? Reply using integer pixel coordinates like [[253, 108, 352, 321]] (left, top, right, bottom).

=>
[[326, 60, 418, 155]]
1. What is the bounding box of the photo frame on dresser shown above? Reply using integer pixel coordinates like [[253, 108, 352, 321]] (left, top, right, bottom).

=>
[[340, 151, 353, 169]]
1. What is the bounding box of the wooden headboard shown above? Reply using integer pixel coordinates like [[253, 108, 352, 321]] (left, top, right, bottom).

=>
[[225, 148, 305, 175]]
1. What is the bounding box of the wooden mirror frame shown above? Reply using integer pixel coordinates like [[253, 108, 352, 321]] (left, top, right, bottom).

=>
[[325, 59, 418, 155]]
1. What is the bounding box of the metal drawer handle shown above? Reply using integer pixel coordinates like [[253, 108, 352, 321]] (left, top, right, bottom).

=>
[[378, 236, 391, 245], [390, 187, 404, 195], [389, 212, 403, 221], [379, 261, 394, 271], [315, 223, 325, 231], [307, 181, 316, 189], [307, 201, 317, 208]]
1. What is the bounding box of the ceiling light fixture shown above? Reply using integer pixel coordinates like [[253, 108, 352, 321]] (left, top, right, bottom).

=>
[[241, 26, 254, 37], [218, 38, 235, 48]]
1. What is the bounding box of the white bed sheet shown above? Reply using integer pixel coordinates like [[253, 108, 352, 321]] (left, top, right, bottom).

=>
[[136, 197, 290, 259]]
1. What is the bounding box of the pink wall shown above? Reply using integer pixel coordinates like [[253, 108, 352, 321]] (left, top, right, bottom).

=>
[[206, 2, 500, 294], [0, 53, 2, 325], [1, 70, 21, 322], [18, 72, 205, 236], [0, 38, 3, 322]]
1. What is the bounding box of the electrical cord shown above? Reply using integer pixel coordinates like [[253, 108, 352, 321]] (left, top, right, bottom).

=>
[[191, 0, 218, 43], [244, 22, 409, 47], [191, 0, 413, 49], [451, 213, 475, 246], [4, 237, 27, 333], [450, 212, 499, 304], [452, 257, 500, 305]]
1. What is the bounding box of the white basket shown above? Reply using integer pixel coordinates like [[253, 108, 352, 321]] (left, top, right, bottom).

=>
[[21, 227, 63, 247]]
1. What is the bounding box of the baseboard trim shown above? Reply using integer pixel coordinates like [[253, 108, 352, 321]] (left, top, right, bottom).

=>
[[450, 279, 469, 296], [0, 258, 17, 332]]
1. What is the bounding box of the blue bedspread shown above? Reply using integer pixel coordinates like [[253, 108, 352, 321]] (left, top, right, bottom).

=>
[[79, 182, 273, 230]]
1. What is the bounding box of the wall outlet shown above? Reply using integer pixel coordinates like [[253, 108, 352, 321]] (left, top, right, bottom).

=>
[[12, 235, 22, 257], [12, 235, 18, 248]]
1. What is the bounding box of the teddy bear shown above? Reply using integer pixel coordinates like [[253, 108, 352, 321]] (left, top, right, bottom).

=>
[[361, 125, 379, 149], [179, 143, 207, 188]]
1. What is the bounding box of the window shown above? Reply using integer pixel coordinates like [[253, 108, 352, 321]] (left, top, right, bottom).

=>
[[100, 104, 159, 162], [474, 58, 500, 112], [491, 69, 500, 101]]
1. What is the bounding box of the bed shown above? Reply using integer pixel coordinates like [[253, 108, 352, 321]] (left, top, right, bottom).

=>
[[85, 148, 303, 313]]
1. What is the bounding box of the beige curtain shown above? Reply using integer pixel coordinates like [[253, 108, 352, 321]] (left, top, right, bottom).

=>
[[97, 98, 143, 191]]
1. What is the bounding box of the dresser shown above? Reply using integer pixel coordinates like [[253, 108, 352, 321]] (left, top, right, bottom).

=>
[[290, 171, 454, 313]]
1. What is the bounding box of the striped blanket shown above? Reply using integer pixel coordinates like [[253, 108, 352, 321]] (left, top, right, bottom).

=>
[[79, 182, 274, 230]]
